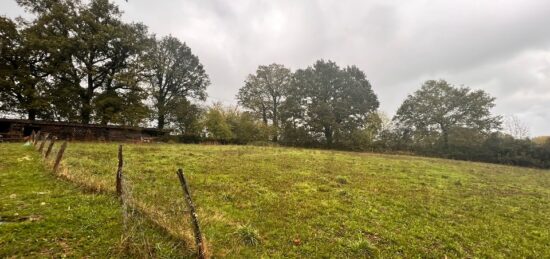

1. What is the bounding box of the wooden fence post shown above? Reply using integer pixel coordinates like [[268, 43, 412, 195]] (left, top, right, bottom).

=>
[[33, 131, 41, 147], [45, 137, 57, 158], [177, 168, 206, 259], [116, 145, 124, 197], [38, 133, 49, 153], [31, 130, 36, 143], [53, 141, 68, 173]]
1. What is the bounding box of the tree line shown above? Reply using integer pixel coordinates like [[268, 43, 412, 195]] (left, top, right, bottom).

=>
[[1, 0, 549, 168], [232, 65, 549, 168], [0, 0, 208, 129]]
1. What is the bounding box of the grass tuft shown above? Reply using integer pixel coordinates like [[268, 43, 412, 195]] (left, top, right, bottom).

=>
[[349, 238, 378, 257], [336, 175, 350, 184], [235, 224, 261, 246]]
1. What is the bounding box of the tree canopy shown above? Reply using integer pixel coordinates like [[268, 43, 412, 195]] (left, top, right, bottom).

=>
[[0, 16, 51, 120], [1, 0, 209, 127], [394, 79, 501, 148], [282, 60, 379, 147], [5, 0, 152, 124], [146, 35, 209, 129], [237, 63, 291, 141]]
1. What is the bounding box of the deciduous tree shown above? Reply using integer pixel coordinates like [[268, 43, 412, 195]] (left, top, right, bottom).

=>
[[146, 35, 209, 129], [394, 79, 501, 149], [16, 0, 150, 124], [0, 16, 51, 120], [283, 60, 379, 147], [503, 115, 529, 139], [237, 63, 291, 141]]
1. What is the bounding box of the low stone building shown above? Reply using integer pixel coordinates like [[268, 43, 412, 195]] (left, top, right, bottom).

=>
[[0, 118, 167, 141]]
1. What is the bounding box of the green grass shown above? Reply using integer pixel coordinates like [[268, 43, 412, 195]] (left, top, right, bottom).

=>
[[4, 142, 550, 258], [0, 143, 189, 258]]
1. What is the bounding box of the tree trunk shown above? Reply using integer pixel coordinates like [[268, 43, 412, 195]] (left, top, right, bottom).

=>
[[81, 74, 94, 124], [324, 126, 333, 147], [28, 109, 37, 121], [156, 94, 167, 129], [272, 98, 278, 142], [157, 112, 166, 130], [442, 128, 449, 150], [261, 108, 268, 125], [81, 94, 92, 124]]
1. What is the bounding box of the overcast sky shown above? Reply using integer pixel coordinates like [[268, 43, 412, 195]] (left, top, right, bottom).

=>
[[2, 0, 549, 136]]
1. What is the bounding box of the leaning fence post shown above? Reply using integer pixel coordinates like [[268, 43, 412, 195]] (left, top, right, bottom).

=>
[[31, 130, 36, 143], [45, 137, 57, 158], [116, 145, 124, 197], [38, 133, 49, 153], [33, 131, 41, 147], [177, 168, 206, 259], [53, 141, 68, 173]]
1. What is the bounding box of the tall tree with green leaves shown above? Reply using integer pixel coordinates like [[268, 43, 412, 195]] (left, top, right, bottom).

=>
[[237, 63, 291, 141], [146, 35, 209, 129], [0, 16, 52, 120], [16, 0, 151, 124], [394, 79, 501, 148], [91, 18, 151, 125], [169, 97, 203, 135], [283, 60, 379, 147], [203, 103, 232, 141]]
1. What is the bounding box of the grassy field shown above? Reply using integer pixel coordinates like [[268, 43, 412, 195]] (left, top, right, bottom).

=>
[[41, 142, 549, 258], [3, 142, 550, 258], [0, 144, 189, 258]]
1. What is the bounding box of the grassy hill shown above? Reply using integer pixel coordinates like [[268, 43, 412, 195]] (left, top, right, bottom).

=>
[[0, 144, 189, 258], [3, 142, 550, 258]]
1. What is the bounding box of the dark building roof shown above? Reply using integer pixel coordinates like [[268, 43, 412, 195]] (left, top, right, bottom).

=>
[[0, 118, 168, 141], [0, 118, 166, 133]]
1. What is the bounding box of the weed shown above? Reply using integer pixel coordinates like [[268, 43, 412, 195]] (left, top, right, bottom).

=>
[[349, 238, 378, 257], [235, 224, 261, 246], [336, 175, 350, 184]]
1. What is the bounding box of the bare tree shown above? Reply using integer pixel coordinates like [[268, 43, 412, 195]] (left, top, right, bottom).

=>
[[503, 115, 530, 139]]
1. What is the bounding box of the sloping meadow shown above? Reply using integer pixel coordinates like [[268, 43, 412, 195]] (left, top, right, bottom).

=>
[[60, 143, 550, 258]]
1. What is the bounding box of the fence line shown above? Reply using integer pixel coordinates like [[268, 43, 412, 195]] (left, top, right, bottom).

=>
[[38, 133, 49, 153], [53, 141, 68, 173], [30, 136, 208, 257], [45, 137, 57, 158], [177, 168, 207, 259], [116, 144, 124, 198], [33, 131, 41, 147]]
